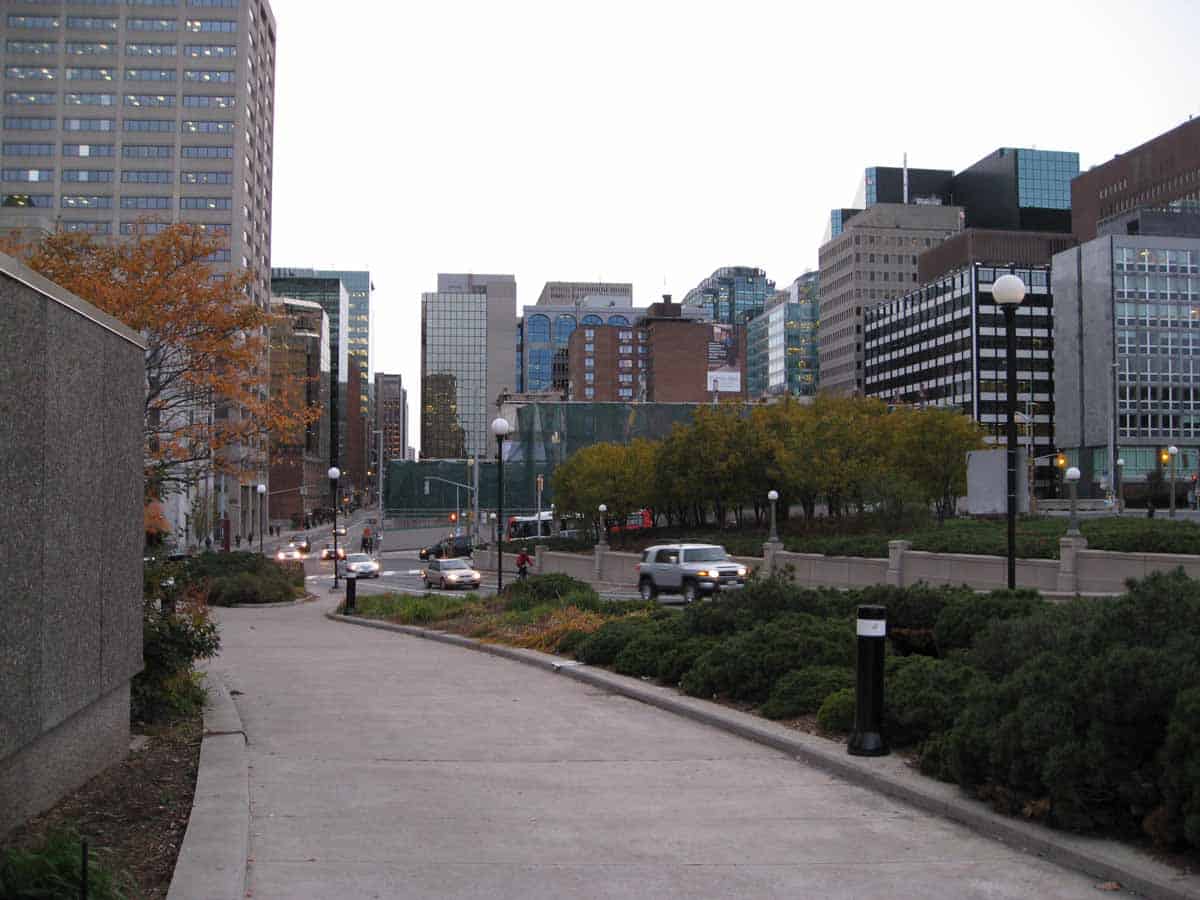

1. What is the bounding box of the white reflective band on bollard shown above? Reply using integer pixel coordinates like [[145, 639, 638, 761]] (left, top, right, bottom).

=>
[[856, 618, 886, 638]]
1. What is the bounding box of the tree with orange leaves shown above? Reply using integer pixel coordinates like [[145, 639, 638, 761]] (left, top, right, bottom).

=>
[[19, 223, 319, 500]]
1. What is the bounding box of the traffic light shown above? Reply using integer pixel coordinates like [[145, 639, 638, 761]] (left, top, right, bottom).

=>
[[1160, 448, 1171, 465], [449, 512, 458, 523], [1055, 453, 1067, 469]]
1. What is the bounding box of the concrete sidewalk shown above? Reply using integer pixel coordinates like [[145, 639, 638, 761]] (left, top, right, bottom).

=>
[[188, 596, 1159, 900]]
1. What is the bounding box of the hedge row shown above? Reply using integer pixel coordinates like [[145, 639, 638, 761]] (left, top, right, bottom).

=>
[[546, 569, 1200, 851], [185, 551, 306, 606]]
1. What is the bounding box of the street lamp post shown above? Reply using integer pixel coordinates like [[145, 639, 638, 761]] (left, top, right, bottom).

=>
[[767, 489, 780, 543], [1116, 458, 1125, 514], [992, 273, 1027, 590], [256, 483, 266, 554], [1065, 467, 1082, 536], [598, 503, 608, 548], [491, 417, 512, 592], [1169, 445, 1179, 518], [328, 466, 341, 590]]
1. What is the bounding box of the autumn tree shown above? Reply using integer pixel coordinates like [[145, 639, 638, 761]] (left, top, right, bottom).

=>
[[19, 224, 319, 500]]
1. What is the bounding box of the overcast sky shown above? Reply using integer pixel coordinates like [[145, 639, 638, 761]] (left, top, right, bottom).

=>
[[268, 0, 1200, 432]]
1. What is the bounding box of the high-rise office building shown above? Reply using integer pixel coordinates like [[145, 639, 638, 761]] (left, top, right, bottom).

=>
[[824, 165, 954, 242], [268, 296, 329, 527], [747, 271, 819, 399], [374, 371, 407, 471], [1052, 203, 1200, 500], [0, 1, 277, 539], [682, 266, 774, 325], [421, 273, 516, 459], [270, 269, 349, 469], [0, 2, 276, 309], [1071, 118, 1200, 243], [818, 204, 964, 396], [953, 147, 1078, 233], [316, 268, 371, 416]]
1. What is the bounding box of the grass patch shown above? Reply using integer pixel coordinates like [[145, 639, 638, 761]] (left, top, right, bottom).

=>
[[352, 592, 479, 624]]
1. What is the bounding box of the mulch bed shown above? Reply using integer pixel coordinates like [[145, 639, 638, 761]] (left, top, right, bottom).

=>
[[1, 709, 203, 899]]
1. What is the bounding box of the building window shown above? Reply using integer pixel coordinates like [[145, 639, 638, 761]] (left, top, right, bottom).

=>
[[525, 314, 550, 342], [180, 196, 230, 209], [120, 195, 170, 208], [7, 17, 61, 30], [1, 168, 54, 182], [0, 193, 53, 207], [127, 19, 178, 32], [608, 315, 629, 326], [125, 42, 177, 56], [184, 69, 234, 82], [62, 142, 113, 156], [125, 68, 176, 81], [181, 144, 231, 158], [582, 315, 603, 326], [6, 42, 58, 55], [618, 388, 633, 398], [61, 194, 112, 208], [6, 92, 57, 105], [6, 66, 58, 80], [584, 357, 594, 369], [179, 169, 231, 184], [125, 93, 175, 107], [63, 117, 114, 131], [123, 118, 174, 131], [182, 94, 234, 108], [618, 359, 633, 369], [184, 44, 236, 57], [185, 19, 237, 32], [122, 143, 172, 157], [66, 67, 114, 80], [584, 372, 594, 383], [2, 143, 54, 156], [62, 169, 113, 182], [181, 119, 234, 133], [62, 220, 111, 234], [120, 169, 170, 183], [65, 17, 118, 31]]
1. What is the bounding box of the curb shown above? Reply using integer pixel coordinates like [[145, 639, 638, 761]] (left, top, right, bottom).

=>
[[327, 611, 1200, 900], [166, 670, 249, 900]]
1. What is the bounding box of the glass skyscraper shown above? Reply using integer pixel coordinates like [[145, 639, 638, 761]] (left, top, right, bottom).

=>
[[747, 271, 819, 399], [682, 266, 775, 325], [316, 269, 371, 418]]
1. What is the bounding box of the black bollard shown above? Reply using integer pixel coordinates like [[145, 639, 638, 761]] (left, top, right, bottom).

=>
[[344, 574, 357, 615], [81, 837, 88, 900], [848, 604, 889, 757]]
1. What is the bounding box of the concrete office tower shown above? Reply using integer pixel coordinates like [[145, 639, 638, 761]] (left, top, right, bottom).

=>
[[316, 269, 371, 416], [818, 204, 964, 396], [421, 273, 516, 459], [1071, 117, 1200, 243], [537, 280, 632, 306], [1053, 203, 1200, 499], [0, 2, 276, 309], [682, 266, 775, 325], [824, 166, 954, 241], [270, 269, 349, 470], [747, 271, 820, 399], [1, 1, 277, 539], [374, 371, 407, 472], [268, 296, 330, 528]]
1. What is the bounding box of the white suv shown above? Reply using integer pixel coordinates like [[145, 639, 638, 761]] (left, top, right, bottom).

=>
[[635, 543, 747, 603]]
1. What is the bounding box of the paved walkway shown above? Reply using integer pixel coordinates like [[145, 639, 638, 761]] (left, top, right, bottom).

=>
[[212, 597, 1107, 900]]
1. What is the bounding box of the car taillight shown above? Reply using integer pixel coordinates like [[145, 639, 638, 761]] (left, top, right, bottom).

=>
[[634, 563, 640, 572]]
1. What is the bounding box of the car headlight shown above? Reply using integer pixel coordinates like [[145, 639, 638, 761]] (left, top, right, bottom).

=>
[[445, 574, 459, 581], [696, 569, 711, 578], [737, 566, 747, 576]]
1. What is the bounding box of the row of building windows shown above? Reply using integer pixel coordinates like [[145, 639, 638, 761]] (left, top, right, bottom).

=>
[[6, 16, 238, 32], [4, 41, 237, 58], [5, 0, 236, 7], [4, 92, 235, 107], [5, 67, 235, 82]]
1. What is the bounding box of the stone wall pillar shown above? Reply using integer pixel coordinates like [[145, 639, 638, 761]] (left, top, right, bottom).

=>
[[764, 540, 782, 574], [534, 543, 546, 575], [593, 541, 607, 580], [1057, 536, 1088, 594], [887, 540, 911, 587]]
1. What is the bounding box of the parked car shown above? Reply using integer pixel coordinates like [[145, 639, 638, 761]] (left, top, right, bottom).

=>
[[291, 534, 311, 554], [319, 544, 346, 561], [418, 535, 473, 560], [343, 553, 380, 579], [421, 557, 481, 590], [635, 543, 747, 603], [276, 547, 304, 562]]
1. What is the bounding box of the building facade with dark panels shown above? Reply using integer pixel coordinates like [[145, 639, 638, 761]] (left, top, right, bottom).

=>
[[864, 261, 1055, 457], [268, 296, 330, 526], [316, 269, 371, 418], [420, 274, 516, 460], [1052, 211, 1200, 497], [818, 203, 964, 396], [344, 355, 368, 501], [1071, 117, 1200, 244], [271, 270, 349, 466], [918, 229, 1077, 284], [682, 265, 775, 325], [951, 148, 1078, 233]]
